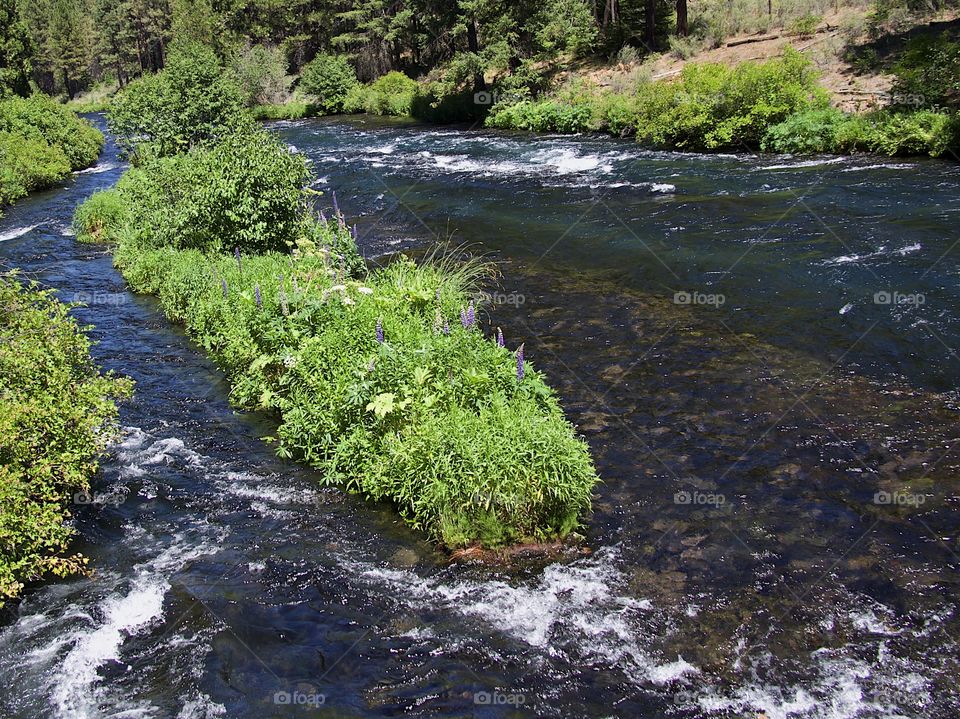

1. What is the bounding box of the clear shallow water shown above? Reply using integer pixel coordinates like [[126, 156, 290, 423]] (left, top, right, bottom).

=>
[[0, 115, 958, 718]]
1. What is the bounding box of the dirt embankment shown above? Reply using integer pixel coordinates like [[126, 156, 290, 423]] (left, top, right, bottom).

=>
[[564, 9, 959, 113]]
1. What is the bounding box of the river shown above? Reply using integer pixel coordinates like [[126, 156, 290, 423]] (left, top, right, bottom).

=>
[[0, 115, 958, 718]]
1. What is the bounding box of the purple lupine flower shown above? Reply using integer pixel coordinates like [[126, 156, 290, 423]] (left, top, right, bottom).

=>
[[516, 343, 525, 381], [220, 278, 228, 298], [351, 225, 358, 242], [460, 307, 468, 328], [375, 316, 384, 344], [331, 190, 340, 217], [234, 247, 242, 273], [496, 327, 504, 347], [254, 284, 262, 308], [442, 321, 450, 335], [466, 300, 475, 328], [367, 358, 376, 372]]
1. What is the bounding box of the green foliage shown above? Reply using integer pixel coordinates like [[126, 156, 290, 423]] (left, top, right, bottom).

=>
[[108, 41, 247, 158], [891, 35, 960, 110], [0, 131, 70, 206], [786, 13, 822, 38], [250, 101, 313, 120], [230, 44, 291, 106], [299, 53, 358, 113], [103, 228, 597, 547], [110, 127, 311, 254], [631, 50, 829, 150], [0, 93, 103, 169], [344, 71, 418, 116], [0, 274, 132, 605], [0, 94, 103, 213], [762, 107, 850, 153], [0, 0, 32, 96], [489, 51, 828, 148], [764, 106, 960, 157], [73, 189, 128, 243]]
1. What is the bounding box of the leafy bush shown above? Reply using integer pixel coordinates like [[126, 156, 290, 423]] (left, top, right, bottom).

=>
[[0, 132, 71, 206], [112, 128, 311, 254], [0, 94, 103, 170], [344, 71, 418, 116], [0, 274, 132, 604], [631, 49, 829, 150], [299, 54, 358, 114], [787, 14, 822, 38], [762, 107, 850, 153], [230, 44, 291, 106], [108, 41, 247, 158], [80, 191, 598, 546], [764, 106, 960, 157], [891, 35, 960, 110], [250, 101, 313, 120]]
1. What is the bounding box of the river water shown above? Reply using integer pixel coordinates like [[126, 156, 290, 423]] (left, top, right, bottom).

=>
[[0, 115, 958, 718]]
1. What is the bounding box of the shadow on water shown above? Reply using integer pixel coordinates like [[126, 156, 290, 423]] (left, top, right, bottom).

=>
[[0, 115, 956, 718]]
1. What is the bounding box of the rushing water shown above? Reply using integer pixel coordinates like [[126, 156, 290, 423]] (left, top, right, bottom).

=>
[[0, 115, 959, 718]]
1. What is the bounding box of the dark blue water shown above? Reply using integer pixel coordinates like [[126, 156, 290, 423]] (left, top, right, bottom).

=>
[[0, 115, 958, 718]]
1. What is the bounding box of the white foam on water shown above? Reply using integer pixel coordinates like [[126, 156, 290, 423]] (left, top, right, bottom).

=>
[[75, 162, 120, 175], [821, 243, 922, 266], [839, 303, 854, 315], [526, 148, 612, 175], [841, 163, 914, 173], [758, 157, 847, 171], [116, 427, 205, 478], [650, 183, 677, 194], [355, 546, 696, 686], [369, 143, 396, 154], [0, 224, 43, 242]]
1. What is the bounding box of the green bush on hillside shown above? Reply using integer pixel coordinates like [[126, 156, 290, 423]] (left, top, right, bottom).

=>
[[109, 41, 247, 158], [891, 35, 960, 110], [0, 274, 132, 605], [230, 44, 291, 106], [299, 54, 358, 114]]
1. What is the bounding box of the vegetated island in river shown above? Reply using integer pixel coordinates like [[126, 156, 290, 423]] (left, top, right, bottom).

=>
[[74, 42, 600, 553]]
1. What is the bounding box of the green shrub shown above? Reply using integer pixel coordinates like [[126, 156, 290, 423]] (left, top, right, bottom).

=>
[[0, 274, 132, 604], [250, 102, 313, 120], [787, 14, 822, 38], [108, 41, 247, 158], [631, 49, 829, 150], [112, 127, 311, 254], [762, 107, 850, 153], [891, 35, 960, 110], [0, 94, 103, 170], [344, 71, 418, 116], [299, 54, 358, 114], [230, 44, 291, 106], [73, 189, 128, 243], [0, 131, 71, 206]]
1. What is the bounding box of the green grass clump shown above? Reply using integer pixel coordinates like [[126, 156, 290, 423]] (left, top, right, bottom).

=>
[[343, 71, 419, 116], [0, 274, 132, 605], [73, 188, 129, 243], [76, 131, 598, 548]]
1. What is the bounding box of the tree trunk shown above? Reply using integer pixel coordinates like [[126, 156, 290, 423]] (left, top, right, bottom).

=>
[[676, 0, 688, 36], [645, 0, 656, 49], [467, 18, 485, 91]]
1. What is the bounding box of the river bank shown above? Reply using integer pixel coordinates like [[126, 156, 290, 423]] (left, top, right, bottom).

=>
[[1, 115, 958, 718]]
